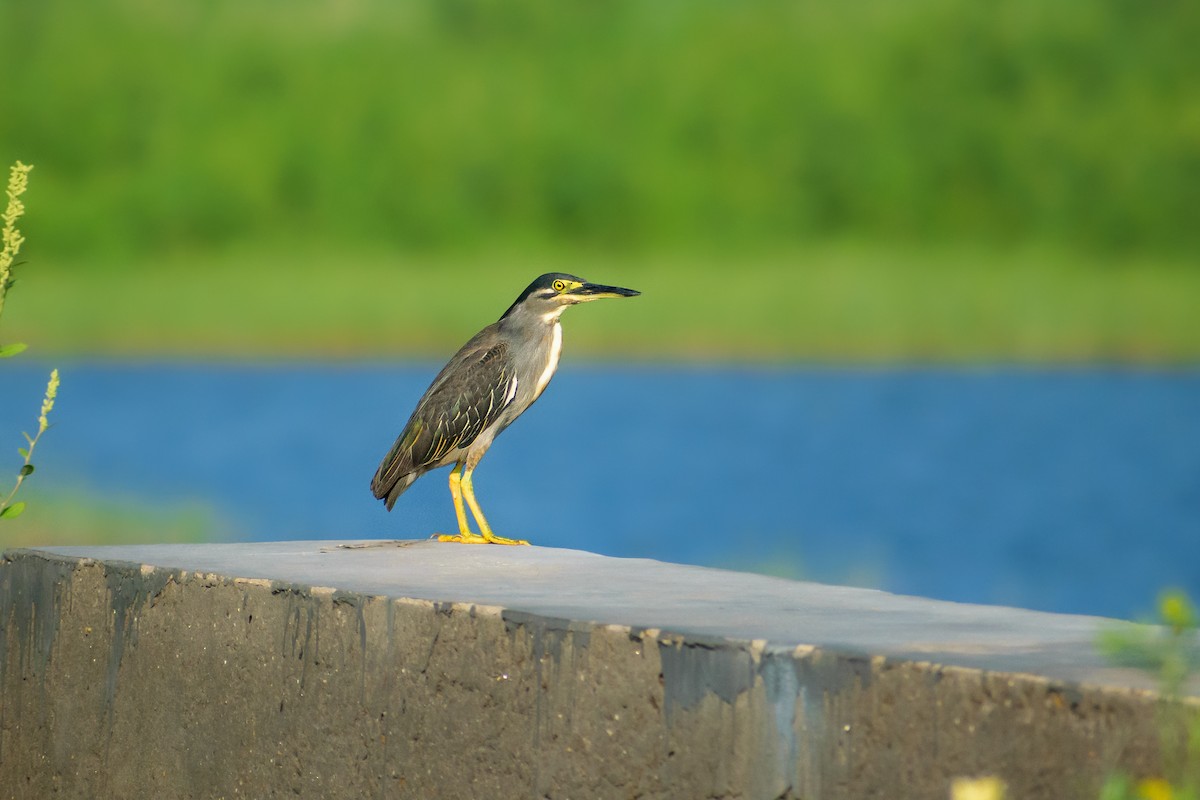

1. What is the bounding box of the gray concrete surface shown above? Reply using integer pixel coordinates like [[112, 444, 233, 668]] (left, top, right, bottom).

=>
[[0, 541, 1191, 799]]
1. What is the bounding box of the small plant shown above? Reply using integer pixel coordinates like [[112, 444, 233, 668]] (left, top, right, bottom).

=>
[[1098, 590, 1200, 800], [0, 160, 60, 522]]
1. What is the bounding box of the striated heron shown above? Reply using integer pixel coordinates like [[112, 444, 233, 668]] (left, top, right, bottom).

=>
[[371, 273, 640, 545]]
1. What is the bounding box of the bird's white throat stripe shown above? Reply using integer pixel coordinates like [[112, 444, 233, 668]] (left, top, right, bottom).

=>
[[540, 305, 569, 324], [535, 321, 563, 399]]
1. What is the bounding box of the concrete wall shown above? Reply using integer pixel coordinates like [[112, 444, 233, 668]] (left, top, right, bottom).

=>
[[0, 543, 1189, 799]]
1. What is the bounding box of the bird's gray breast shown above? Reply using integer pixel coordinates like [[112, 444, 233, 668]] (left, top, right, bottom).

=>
[[485, 317, 562, 438]]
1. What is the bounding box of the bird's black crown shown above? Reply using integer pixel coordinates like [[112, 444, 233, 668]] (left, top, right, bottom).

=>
[[501, 273, 586, 319]]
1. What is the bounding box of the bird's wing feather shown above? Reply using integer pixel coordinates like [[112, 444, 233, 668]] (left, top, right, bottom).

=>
[[371, 336, 517, 499]]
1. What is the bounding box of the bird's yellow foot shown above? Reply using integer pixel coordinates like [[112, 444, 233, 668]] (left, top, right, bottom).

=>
[[434, 532, 529, 545], [482, 532, 530, 546], [435, 532, 490, 544]]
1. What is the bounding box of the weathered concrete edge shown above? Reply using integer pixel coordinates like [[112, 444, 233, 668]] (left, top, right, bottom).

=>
[[0, 547, 1186, 799], [6, 546, 1173, 703]]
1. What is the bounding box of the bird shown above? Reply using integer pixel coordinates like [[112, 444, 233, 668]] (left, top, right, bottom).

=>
[[371, 273, 640, 545]]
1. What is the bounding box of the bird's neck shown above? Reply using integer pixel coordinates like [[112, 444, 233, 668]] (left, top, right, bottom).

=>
[[500, 303, 567, 331], [534, 318, 564, 400], [497, 307, 566, 402]]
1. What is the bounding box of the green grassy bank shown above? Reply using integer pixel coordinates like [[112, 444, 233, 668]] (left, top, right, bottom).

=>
[[0, 488, 219, 549], [6, 245, 1199, 362]]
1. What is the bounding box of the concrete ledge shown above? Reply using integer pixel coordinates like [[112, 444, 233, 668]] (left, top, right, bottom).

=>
[[0, 541, 1191, 799]]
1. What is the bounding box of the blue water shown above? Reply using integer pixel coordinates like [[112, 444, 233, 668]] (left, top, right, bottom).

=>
[[3, 361, 1198, 620]]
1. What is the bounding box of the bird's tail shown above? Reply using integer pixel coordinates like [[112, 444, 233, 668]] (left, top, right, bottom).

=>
[[371, 465, 419, 511]]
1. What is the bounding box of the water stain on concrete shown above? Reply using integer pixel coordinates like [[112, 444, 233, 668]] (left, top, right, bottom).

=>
[[657, 634, 756, 721]]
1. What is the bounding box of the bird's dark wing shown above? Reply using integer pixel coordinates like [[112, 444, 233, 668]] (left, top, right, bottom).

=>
[[371, 336, 517, 506]]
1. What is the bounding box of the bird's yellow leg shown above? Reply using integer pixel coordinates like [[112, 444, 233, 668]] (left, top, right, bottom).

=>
[[461, 466, 529, 546], [437, 462, 489, 544], [448, 463, 473, 535]]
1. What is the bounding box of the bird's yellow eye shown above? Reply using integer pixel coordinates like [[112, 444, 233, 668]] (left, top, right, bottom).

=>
[[552, 280, 566, 292]]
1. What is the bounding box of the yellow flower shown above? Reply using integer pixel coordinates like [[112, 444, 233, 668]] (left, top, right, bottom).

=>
[[1159, 591, 1196, 634], [950, 776, 1006, 800], [1137, 777, 1175, 800], [38, 369, 60, 433], [2, 161, 32, 253], [1, 161, 34, 318]]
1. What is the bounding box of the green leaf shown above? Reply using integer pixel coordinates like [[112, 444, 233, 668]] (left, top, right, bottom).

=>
[[0, 342, 28, 358], [0, 502, 26, 519], [17, 447, 28, 459], [19, 464, 34, 477]]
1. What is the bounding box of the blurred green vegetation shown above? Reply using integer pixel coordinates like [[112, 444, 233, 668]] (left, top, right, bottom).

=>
[[1, 0, 1197, 359], [1098, 591, 1200, 800], [0, 488, 221, 547]]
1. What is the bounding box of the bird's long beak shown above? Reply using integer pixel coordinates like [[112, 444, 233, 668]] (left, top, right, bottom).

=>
[[568, 282, 641, 302]]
